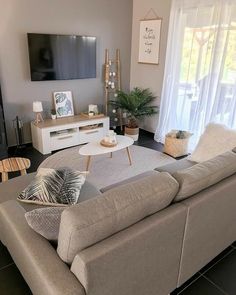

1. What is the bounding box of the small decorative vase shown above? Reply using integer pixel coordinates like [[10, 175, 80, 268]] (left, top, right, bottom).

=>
[[51, 114, 57, 120]]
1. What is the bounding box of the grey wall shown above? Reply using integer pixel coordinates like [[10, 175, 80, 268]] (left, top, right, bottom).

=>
[[0, 0, 133, 146], [130, 0, 172, 133]]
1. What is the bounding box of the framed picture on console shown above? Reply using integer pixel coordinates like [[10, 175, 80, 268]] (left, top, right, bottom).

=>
[[53, 91, 74, 118]]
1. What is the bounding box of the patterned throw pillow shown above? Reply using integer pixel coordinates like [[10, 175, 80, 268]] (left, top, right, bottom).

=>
[[18, 167, 86, 206], [25, 207, 65, 242]]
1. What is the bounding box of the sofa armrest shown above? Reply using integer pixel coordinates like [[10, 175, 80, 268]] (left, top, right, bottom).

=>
[[0, 201, 85, 295], [71, 204, 187, 295]]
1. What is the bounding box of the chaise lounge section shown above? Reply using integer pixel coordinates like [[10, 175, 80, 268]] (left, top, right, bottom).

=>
[[0, 151, 236, 295]]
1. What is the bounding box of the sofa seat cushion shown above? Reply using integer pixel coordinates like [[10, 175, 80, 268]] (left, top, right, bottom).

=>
[[173, 151, 236, 202], [57, 171, 179, 264], [155, 159, 196, 175], [100, 171, 155, 193], [0, 173, 36, 203]]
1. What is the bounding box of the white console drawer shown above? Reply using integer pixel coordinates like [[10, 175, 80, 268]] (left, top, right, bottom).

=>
[[79, 128, 104, 144], [50, 132, 78, 151]]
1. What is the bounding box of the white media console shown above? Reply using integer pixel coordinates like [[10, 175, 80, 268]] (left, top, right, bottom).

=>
[[31, 115, 110, 155]]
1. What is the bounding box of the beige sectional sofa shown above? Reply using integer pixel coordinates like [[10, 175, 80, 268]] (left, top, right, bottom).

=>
[[0, 151, 236, 295]]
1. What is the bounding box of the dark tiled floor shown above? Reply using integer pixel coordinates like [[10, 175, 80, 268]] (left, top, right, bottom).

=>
[[1, 129, 236, 294]]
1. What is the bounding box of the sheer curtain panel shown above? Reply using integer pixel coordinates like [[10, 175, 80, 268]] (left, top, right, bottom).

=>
[[155, 0, 236, 149]]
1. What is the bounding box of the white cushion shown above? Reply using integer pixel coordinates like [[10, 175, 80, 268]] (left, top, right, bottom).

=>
[[189, 123, 236, 163]]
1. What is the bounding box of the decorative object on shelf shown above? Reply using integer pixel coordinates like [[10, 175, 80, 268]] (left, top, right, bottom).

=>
[[88, 104, 99, 116], [13, 116, 25, 150], [80, 113, 105, 119], [110, 87, 158, 141], [33, 101, 44, 124], [53, 91, 74, 118], [164, 130, 193, 158], [51, 109, 57, 120], [104, 49, 122, 129], [138, 8, 162, 65]]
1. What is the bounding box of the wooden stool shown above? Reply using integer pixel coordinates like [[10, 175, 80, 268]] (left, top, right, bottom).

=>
[[0, 157, 31, 182]]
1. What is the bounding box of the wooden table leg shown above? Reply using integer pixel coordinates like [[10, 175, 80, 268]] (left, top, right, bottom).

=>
[[110, 152, 112, 158], [2, 172, 8, 182], [126, 147, 132, 166], [20, 169, 27, 176], [86, 156, 92, 171]]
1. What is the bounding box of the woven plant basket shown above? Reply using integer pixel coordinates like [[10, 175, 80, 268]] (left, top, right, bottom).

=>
[[164, 136, 190, 158]]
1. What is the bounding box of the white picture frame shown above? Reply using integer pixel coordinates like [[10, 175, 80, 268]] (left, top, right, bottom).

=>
[[53, 91, 74, 118], [138, 18, 162, 65]]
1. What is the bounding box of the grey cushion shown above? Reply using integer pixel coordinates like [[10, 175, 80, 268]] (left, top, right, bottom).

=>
[[24, 182, 101, 242], [57, 171, 179, 263], [173, 151, 236, 202], [100, 171, 155, 193], [155, 159, 196, 175], [25, 207, 65, 242]]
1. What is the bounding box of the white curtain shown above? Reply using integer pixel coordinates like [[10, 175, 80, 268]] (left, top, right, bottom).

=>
[[155, 0, 236, 149]]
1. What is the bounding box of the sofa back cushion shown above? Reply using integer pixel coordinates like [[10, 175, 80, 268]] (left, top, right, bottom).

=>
[[57, 171, 179, 264], [173, 151, 236, 202]]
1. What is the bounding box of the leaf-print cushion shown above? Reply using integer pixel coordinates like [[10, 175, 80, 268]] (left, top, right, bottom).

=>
[[18, 168, 86, 206]]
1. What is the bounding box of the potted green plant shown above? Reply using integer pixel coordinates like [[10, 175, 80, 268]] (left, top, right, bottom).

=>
[[110, 87, 158, 141], [51, 109, 57, 120]]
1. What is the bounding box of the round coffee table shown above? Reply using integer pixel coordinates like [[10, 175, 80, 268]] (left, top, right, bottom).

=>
[[79, 135, 134, 171]]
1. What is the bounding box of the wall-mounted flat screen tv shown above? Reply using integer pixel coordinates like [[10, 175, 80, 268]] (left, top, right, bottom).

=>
[[27, 33, 96, 81]]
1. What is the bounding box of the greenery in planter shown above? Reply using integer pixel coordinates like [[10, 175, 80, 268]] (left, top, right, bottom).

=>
[[110, 87, 158, 128], [51, 109, 56, 115]]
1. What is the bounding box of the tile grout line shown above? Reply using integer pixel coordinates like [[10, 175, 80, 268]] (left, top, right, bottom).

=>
[[177, 246, 235, 294], [176, 273, 203, 294], [199, 247, 235, 276], [202, 274, 229, 295], [0, 262, 15, 271]]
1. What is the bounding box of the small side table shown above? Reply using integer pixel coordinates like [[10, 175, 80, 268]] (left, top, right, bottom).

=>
[[0, 157, 31, 182]]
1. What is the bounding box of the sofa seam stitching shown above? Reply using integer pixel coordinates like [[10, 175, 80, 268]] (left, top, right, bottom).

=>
[[177, 203, 190, 286]]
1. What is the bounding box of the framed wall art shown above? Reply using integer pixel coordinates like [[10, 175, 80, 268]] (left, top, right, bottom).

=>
[[138, 18, 162, 65], [53, 91, 74, 118]]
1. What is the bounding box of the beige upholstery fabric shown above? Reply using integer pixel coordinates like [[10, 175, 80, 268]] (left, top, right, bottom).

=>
[[0, 173, 36, 204], [57, 171, 179, 263], [173, 151, 236, 201], [177, 174, 236, 286], [155, 158, 196, 174], [100, 170, 155, 193], [71, 204, 187, 295], [0, 201, 85, 295]]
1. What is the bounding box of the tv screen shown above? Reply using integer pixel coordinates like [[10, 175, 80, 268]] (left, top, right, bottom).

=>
[[27, 33, 96, 81]]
